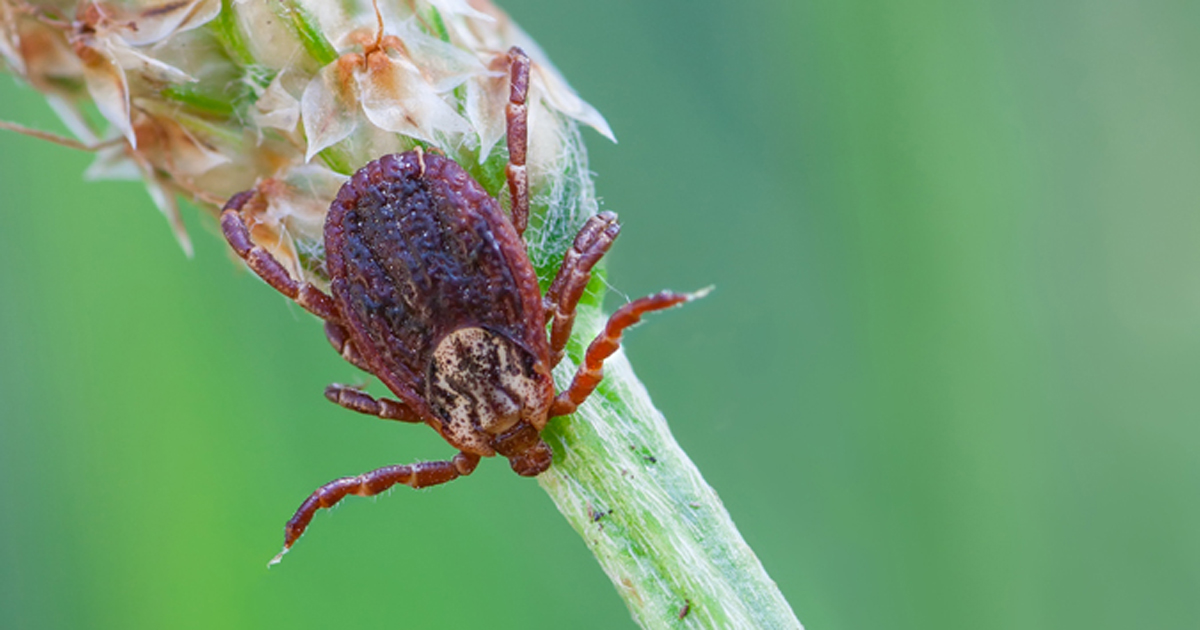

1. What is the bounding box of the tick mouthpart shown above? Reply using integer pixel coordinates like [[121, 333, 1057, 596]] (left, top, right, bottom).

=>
[[508, 438, 553, 477], [492, 421, 541, 457]]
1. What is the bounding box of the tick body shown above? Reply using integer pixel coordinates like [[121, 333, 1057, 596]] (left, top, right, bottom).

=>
[[220, 47, 697, 564]]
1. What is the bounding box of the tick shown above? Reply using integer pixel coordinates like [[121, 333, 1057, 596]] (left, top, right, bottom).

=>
[[219, 47, 700, 564]]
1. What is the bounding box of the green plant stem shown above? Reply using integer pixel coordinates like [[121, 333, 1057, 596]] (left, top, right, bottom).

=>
[[541, 306, 802, 629]]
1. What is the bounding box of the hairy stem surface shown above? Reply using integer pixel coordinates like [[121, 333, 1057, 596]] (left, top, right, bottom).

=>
[[541, 306, 801, 629]]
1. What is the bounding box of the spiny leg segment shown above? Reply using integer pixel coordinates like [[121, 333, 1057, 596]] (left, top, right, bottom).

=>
[[323, 324, 424, 423], [544, 211, 621, 367], [550, 289, 710, 417], [505, 46, 530, 237], [270, 452, 481, 566], [220, 191, 337, 321], [324, 383, 424, 424]]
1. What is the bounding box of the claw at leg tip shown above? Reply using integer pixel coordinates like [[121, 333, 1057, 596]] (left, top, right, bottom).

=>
[[267, 546, 290, 568], [688, 285, 716, 301]]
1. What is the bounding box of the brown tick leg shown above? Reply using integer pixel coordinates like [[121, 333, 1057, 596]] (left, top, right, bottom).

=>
[[324, 383, 423, 424], [270, 452, 481, 565], [550, 290, 707, 417], [220, 191, 337, 321], [505, 46, 530, 237], [324, 322, 372, 372], [543, 211, 621, 367]]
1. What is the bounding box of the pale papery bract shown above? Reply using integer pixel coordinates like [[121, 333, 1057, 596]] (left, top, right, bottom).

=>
[[0, 0, 613, 266]]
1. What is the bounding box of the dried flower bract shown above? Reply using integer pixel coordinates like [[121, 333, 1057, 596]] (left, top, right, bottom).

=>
[[1, 0, 612, 269]]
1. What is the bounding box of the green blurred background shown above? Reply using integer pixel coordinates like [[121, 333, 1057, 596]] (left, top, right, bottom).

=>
[[3, 1, 1199, 628]]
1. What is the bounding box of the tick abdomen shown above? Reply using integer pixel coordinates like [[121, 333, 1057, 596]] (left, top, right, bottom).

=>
[[325, 151, 548, 413]]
